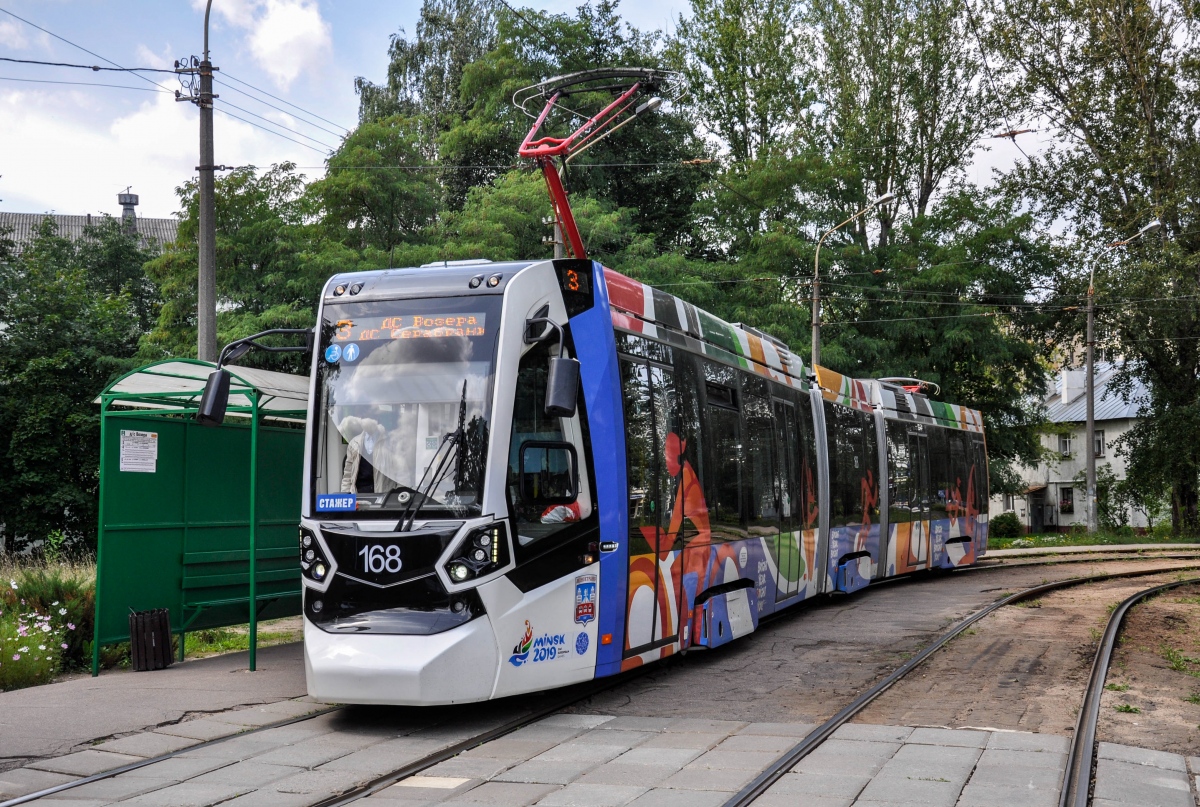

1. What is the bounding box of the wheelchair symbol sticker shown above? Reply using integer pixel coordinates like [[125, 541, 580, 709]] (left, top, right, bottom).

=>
[[324, 344, 341, 363]]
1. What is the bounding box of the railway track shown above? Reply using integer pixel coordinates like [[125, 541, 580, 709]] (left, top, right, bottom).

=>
[[4, 548, 1199, 807], [723, 568, 1200, 807]]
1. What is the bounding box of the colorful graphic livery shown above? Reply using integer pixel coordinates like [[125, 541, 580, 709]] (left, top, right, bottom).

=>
[[300, 258, 988, 705]]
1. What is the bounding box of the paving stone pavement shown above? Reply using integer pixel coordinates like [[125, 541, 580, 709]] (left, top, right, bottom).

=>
[[4, 713, 1200, 806]]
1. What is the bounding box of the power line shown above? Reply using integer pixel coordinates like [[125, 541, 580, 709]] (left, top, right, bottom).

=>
[[0, 6, 175, 95], [0, 55, 176, 73], [214, 108, 329, 155], [220, 99, 337, 150], [0, 75, 167, 92], [219, 71, 350, 133], [214, 78, 346, 139], [0, 6, 334, 157]]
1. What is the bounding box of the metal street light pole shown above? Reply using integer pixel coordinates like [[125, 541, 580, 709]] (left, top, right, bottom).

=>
[[812, 190, 895, 368], [1085, 218, 1160, 533], [197, 0, 218, 362]]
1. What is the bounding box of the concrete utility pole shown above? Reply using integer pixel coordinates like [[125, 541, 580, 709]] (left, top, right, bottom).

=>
[[1085, 218, 1160, 533], [811, 191, 895, 368], [197, 0, 218, 363]]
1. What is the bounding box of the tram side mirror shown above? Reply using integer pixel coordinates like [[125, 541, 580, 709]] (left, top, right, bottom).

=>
[[196, 369, 232, 427], [544, 356, 580, 417], [519, 441, 578, 505]]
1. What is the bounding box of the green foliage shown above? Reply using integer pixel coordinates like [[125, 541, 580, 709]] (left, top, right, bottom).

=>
[[990, 511, 1021, 539], [1113, 704, 1141, 714], [990, 0, 1200, 534], [309, 116, 442, 253], [0, 219, 155, 552]]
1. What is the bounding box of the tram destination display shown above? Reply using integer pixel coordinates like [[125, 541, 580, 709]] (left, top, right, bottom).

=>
[[334, 313, 487, 342]]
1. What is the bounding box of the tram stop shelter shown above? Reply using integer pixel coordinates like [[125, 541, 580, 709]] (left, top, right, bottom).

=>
[[92, 359, 308, 675]]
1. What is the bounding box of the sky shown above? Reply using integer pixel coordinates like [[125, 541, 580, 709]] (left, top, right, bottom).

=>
[[0, 0, 687, 219], [0, 0, 1037, 221]]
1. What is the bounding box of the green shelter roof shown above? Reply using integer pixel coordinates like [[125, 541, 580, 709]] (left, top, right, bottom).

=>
[[100, 359, 309, 417]]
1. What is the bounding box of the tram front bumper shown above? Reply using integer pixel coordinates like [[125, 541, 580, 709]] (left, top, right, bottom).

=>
[[304, 616, 499, 705]]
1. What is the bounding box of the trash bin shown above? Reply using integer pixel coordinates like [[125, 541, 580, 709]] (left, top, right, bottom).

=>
[[128, 608, 173, 671]]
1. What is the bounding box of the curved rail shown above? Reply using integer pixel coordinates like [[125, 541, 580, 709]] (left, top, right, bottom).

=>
[[1059, 576, 1200, 807], [6, 549, 1198, 807], [722, 564, 1200, 807]]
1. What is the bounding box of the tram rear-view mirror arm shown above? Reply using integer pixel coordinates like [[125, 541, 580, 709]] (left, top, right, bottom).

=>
[[524, 316, 579, 418], [197, 327, 315, 428]]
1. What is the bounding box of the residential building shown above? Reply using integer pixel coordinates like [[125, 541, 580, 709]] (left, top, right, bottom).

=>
[[992, 363, 1150, 532], [0, 192, 178, 256]]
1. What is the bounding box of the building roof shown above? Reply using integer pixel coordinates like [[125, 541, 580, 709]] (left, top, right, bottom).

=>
[[0, 211, 178, 256], [1044, 363, 1148, 423]]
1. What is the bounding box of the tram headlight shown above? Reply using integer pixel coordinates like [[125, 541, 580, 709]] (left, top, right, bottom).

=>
[[445, 522, 510, 584], [300, 526, 332, 583]]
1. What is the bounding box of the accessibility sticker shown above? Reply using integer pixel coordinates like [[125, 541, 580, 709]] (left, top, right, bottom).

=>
[[324, 344, 342, 363], [343, 343, 360, 362]]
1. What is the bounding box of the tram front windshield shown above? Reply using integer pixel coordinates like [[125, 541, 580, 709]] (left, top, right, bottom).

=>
[[313, 295, 502, 519]]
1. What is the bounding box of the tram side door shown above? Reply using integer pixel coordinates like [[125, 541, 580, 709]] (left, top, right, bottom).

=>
[[907, 431, 931, 567], [620, 358, 682, 657]]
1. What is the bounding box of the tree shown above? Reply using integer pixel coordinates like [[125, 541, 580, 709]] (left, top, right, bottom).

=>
[[143, 164, 351, 368], [0, 219, 156, 553], [355, 0, 497, 157], [310, 115, 442, 255], [990, 0, 1200, 533]]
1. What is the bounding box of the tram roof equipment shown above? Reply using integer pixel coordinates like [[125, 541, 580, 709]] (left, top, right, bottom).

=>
[[92, 359, 309, 676]]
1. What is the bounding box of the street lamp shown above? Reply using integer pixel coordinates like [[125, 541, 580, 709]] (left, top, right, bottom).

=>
[[811, 190, 896, 367], [1084, 217, 1161, 533]]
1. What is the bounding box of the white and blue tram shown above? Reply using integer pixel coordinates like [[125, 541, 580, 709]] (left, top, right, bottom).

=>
[[300, 258, 989, 705]]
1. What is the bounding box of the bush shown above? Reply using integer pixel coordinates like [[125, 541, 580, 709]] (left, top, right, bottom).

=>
[[0, 579, 78, 691], [991, 511, 1021, 539], [0, 560, 94, 671]]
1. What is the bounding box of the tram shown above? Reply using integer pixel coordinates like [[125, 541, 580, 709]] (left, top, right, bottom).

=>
[[296, 70, 989, 705]]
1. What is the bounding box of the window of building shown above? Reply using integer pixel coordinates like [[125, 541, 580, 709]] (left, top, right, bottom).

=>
[[1058, 435, 1072, 457], [1060, 487, 1074, 514], [1094, 430, 1105, 458]]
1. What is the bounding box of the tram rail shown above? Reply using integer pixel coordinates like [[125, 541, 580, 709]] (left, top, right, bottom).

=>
[[723, 566, 1200, 807], [1058, 576, 1200, 807], [4, 549, 1199, 807]]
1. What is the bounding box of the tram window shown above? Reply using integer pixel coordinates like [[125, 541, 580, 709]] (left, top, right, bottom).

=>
[[773, 401, 799, 533], [704, 402, 742, 541], [313, 295, 499, 519], [508, 339, 587, 545], [617, 333, 672, 366], [886, 420, 912, 523], [972, 439, 988, 513], [744, 392, 779, 536], [825, 402, 879, 528], [622, 360, 658, 555], [946, 430, 970, 518], [927, 427, 950, 519], [704, 361, 739, 386]]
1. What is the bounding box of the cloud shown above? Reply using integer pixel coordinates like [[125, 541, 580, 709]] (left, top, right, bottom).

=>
[[0, 19, 29, 49], [196, 0, 332, 89], [0, 86, 321, 218]]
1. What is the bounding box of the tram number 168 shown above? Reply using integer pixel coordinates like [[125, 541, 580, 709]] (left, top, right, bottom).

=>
[[358, 544, 403, 574]]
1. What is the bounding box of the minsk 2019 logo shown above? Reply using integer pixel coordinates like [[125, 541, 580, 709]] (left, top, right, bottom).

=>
[[509, 620, 534, 666], [508, 620, 569, 667], [574, 574, 597, 625]]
